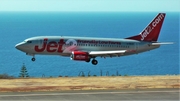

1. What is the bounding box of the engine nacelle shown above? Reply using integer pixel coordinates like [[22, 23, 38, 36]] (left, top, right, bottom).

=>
[[70, 51, 90, 61]]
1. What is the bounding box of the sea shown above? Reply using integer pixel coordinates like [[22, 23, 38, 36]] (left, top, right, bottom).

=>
[[0, 12, 179, 77]]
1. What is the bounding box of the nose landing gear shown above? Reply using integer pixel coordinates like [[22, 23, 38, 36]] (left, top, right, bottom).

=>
[[31, 57, 35, 61], [26, 53, 36, 62]]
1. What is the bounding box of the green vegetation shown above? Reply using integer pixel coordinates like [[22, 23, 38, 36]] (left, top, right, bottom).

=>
[[19, 63, 29, 78], [1, 69, 129, 79], [58, 75, 63, 77], [93, 75, 97, 77], [0, 74, 14, 79]]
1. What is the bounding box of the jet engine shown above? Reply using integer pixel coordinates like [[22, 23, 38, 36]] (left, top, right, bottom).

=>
[[70, 51, 90, 61]]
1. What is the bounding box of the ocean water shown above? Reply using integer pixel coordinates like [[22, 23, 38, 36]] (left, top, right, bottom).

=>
[[0, 12, 179, 77]]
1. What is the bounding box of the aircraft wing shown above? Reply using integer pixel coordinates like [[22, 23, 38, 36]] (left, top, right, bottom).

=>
[[88, 50, 135, 57]]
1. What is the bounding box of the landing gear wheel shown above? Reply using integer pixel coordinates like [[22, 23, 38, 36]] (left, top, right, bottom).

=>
[[92, 59, 98, 65], [31, 58, 35, 61]]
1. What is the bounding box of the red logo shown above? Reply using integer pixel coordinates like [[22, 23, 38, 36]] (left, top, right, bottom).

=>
[[34, 38, 65, 53]]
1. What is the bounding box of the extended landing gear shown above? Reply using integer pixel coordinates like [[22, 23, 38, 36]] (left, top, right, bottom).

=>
[[92, 59, 98, 65], [26, 53, 36, 62], [31, 57, 35, 61], [85, 58, 98, 65], [31, 55, 35, 62]]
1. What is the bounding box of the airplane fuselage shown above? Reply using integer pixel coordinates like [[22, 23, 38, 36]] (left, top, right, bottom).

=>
[[16, 36, 160, 57]]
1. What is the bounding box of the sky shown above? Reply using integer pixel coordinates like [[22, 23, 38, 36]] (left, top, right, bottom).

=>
[[0, 0, 179, 12]]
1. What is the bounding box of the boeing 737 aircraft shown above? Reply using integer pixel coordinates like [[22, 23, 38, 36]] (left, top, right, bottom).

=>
[[15, 13, 172, 65]]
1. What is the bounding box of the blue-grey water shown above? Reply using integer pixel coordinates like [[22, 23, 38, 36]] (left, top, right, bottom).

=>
[[0, 12, 179, 77]]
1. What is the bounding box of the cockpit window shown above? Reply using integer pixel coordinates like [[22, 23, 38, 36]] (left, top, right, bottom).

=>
[[27, 41, 32, 43]]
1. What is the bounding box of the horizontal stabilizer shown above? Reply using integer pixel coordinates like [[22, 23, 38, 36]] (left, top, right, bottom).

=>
[[151, 42, 174, 46]]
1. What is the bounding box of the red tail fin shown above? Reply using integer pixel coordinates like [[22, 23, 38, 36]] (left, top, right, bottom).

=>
[[126, 13, 166, 42]]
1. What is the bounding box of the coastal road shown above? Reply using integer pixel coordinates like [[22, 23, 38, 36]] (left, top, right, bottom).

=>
[[0, 88, 179, 101]]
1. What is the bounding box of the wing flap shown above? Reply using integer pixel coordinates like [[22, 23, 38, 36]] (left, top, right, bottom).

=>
[[89, 50, 127, 57]]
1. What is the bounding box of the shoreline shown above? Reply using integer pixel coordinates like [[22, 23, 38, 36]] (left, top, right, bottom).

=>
[[0, 75, 179, 92]]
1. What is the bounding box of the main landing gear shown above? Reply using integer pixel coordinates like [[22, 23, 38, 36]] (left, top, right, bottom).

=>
[[85, 58, 98, 65], [92, 59, 98, 65]]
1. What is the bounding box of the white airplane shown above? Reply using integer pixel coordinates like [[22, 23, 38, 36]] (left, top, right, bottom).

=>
[[15, 13, 172, 65]]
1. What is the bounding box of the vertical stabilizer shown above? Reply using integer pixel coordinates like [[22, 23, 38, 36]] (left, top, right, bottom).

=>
[[126, 13, 166, 42]]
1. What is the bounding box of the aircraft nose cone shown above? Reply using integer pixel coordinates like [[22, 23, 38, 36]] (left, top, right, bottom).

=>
[[15, 43, 21, 50], [15, 42, 24, 50]]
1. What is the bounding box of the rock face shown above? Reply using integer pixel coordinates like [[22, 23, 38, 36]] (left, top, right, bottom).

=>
[[0, 76, 179, 92]]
